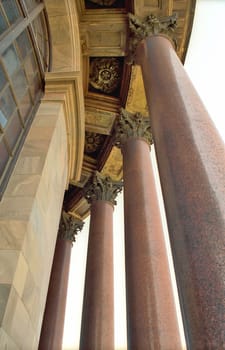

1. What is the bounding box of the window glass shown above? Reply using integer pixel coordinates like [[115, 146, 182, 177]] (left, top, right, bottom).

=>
[[0, 87, 16, 127], [0, 8, 8, 35], [5, 111, 22, 150], [24, 52, 37, 82], [32, 13, 48, 70], [0, 0, 50, 196], [24, 0, 38, 11], [0, 138, 9, 177], [19, 92, 32, 121], [2, 45, 20, 77], [0, 110, 8, 128], [0, 65, 6, 91], [2, 0, 21, 25], [16, 30, 32, 59], [12, 68, 28, 100], [30, 72, 41, 99]]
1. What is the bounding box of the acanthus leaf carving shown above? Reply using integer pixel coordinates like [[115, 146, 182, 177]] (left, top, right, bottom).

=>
[[114, 108, 153, 147], [58, 210, 84, 244], [127, 12, 177, 64], [84, 171, 123, 205]]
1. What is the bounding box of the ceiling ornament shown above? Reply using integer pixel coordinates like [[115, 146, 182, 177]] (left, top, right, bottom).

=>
[[127, 13, 177, 64], [85, 132, 105, 154], [89, 0, 117, 6], [89, 58, 122, 94]]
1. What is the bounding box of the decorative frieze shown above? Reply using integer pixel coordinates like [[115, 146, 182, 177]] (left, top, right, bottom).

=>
[[127, 13, 177, 64], [114, 108, 153, 147], [58, 210, 84, 243], [84, 171, 123, 205]]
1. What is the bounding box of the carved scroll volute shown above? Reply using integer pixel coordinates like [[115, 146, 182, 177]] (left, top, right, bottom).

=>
[[114, 108, 153, 148], [84, 171, 123, 206], [58, 210, 84, 244], [127, 13, 178, 64]]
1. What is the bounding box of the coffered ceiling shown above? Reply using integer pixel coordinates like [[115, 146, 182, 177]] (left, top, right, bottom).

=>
[[60, 0, 196, 219]]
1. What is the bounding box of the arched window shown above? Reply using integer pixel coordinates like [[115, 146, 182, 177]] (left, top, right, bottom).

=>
[[0, 0, 51, 198]]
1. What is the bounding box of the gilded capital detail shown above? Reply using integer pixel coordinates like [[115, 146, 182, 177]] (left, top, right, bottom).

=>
[[58, 211, 84, 244], [114, 108, 153, 147], [127, 13, 177, 64], [84, 171, 123, 205]]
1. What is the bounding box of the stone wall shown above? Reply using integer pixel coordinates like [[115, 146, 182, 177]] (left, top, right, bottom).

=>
[[0, 101, 68, 349]]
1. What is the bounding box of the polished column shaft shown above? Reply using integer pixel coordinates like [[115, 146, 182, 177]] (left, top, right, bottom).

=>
[[38, 236, 72, 350], [115, 110, 182, 349], [136, 34, 225, 348], [39, 212, 83, 350], [80, 201, 114, 350], [80, 172, 122, 350]]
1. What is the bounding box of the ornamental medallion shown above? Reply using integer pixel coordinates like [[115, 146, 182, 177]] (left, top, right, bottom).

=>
[[89, 58, 122, 94]]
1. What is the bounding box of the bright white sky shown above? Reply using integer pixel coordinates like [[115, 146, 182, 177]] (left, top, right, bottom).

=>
[[63, 1, 225, 349]]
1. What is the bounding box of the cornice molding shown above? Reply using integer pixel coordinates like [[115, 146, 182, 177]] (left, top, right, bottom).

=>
[[45, 0, 81, 72], [44, 71, 85, 184]]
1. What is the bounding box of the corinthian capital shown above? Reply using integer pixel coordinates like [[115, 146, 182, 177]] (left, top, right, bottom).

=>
[[58, 210, 84, 244], [84, 171, 123, 205], [114, 108, 153, 147], [127, 12, 177, 64]]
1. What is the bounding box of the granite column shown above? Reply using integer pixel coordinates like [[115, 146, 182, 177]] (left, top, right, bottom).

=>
[[128, 13, 225, 348], [115, 109, 181, 349], [38, 211, 83, 350], [79, 172, 122, 350]]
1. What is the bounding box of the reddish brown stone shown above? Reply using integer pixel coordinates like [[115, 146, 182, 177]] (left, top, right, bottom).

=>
[[136, 35, 225, 348], [80, 200, 114, 350], [38, 237, 72, 350], [122, 137, 182, 349]]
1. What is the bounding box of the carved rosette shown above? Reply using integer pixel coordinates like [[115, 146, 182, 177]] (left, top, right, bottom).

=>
[[84, 171, 123, 205], [89, 58, 122, 94], [127, 13, 177, 64], [58, 210, 84, 244], [114, 108, 153, 147], [85, 132, 105, 154]]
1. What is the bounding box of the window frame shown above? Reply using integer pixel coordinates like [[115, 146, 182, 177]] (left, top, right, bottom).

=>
[[0, 0, 51, 199]]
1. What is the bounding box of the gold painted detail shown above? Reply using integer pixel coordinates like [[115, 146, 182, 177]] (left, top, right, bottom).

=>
[[102, 146, 123, 181], [127, 12, 177, 64], [114, 108, 153, 147], [89, 0, 117, 6], [89, 58, 122, 94], [126, 65, 148, 117], [84, 171, 123, 205], [58, 210, 84, 243], [85, 132, 105, 154]]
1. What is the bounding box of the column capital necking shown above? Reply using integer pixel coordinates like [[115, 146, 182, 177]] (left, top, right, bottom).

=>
[[84, 171, 123, 205], [127, 12, 177, 64], [114, 108, 153, 148], [58, 210, 84, 244]]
